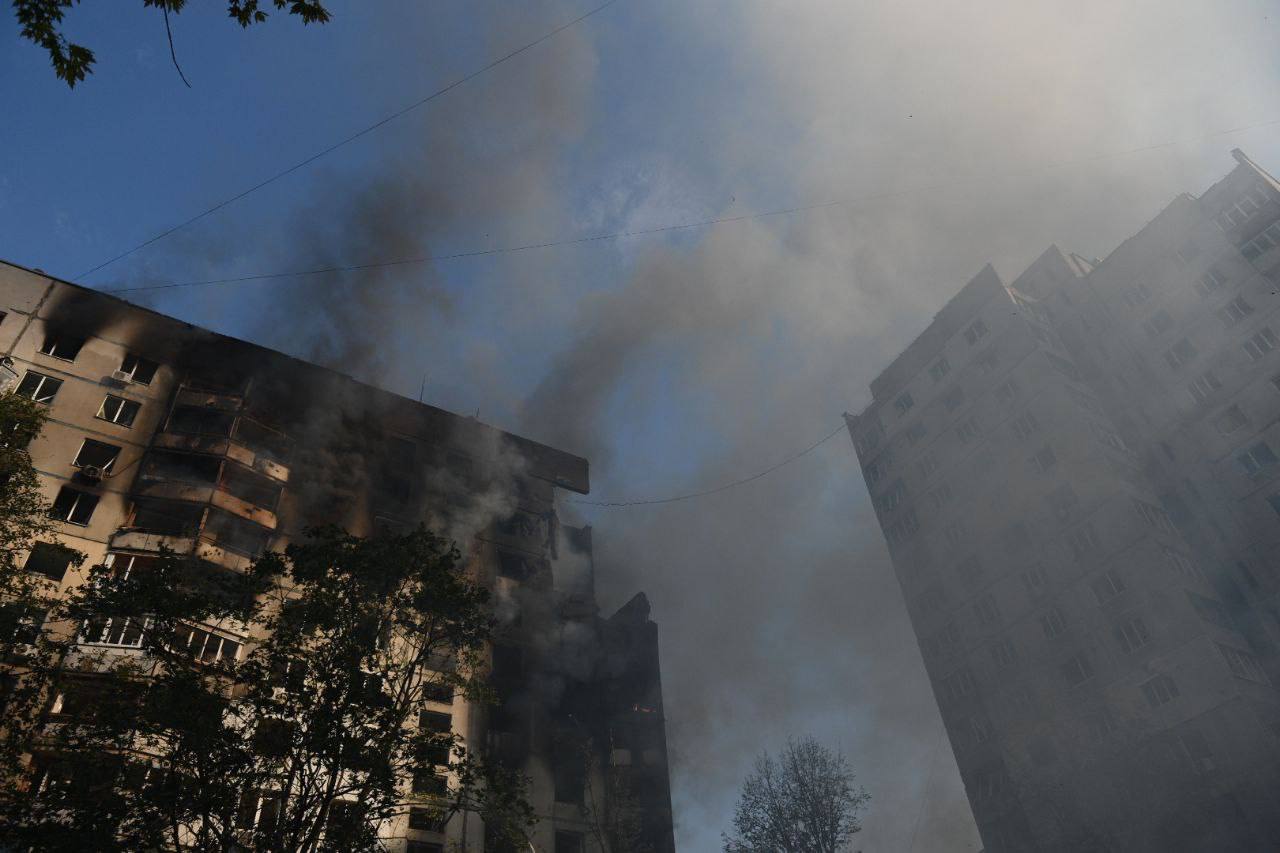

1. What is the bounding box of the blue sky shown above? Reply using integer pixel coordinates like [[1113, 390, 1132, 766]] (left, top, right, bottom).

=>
[[4, 1, 1280, 849]]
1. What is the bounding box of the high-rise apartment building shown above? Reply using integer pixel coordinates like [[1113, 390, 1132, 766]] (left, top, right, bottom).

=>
[[846, 150, 1280, 851], [0, 260, 675, 853]]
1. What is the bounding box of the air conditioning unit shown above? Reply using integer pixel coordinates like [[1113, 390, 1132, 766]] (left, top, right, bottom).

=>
[[111, 370, 131, 382], [78, 465, 104, 482]]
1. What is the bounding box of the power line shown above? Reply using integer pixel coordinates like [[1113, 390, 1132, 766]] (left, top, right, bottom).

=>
[[99, 115, 1280, 295], [567, 422, 847, 508], [75, 0, 623, 282]]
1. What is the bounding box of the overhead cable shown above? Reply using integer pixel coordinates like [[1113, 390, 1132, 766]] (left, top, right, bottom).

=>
[[75, 0, 623, 281], [567, 422, 848, 508], [100, 115, 1280, 295]]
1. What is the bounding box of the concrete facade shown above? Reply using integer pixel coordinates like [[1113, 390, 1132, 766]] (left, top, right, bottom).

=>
[[0, 260, 675, 853], [846, 151, 1280, 851]]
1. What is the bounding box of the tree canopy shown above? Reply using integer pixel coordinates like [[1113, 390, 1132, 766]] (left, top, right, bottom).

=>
[[13, 0, 331, 87], [724, 736, 870, 853], [0, 522, 536, 851]]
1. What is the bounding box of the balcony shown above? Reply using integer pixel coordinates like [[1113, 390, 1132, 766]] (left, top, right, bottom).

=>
[[151, 433, 288, 483], [131, 479, 277, 530]]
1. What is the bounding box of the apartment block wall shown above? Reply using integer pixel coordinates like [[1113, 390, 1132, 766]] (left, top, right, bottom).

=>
[[847, 152, 1280, 851], [0, 260, 675, 853]]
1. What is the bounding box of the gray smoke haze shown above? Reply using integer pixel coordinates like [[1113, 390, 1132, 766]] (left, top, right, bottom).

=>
[[97, 0, 1280, 848]]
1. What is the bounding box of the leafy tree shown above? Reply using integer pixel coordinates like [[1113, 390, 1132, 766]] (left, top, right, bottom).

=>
[[0, 390, 85, 786], [0, 525, 536, 851], [723, 736, 869, 853], [13, 0, 331, 87]]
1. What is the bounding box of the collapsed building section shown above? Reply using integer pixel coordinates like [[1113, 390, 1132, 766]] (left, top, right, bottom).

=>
[[0, 260, 676, 853]]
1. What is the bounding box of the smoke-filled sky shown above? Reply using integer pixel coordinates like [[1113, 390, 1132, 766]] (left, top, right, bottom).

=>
[[3, 1, 1279, 848]]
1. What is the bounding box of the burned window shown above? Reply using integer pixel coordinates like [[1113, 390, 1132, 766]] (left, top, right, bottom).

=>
[[894, 392, 914, 415], [23, 542, 77, 582], [203, 508, 269, 557], [497, 551, 535, 582], [412, 772, 448, 797], [97, 395, 140, 427], [141, 449, 222, 484], [117, 353, 158, 385], [555, 832, 585, 853], [408, 806, 448, 832], [38, 334, 85, 361], [15, 371, 62, 404], [407, 842, 445, 853], [167, 405, 235, 437], [49, 487, 98, 526], [423, 680, 454, 705], [419, 711, 453, 766], [552, 750, 587, 804], [130, 500, 203, 537], [74, 438, 121, 473]]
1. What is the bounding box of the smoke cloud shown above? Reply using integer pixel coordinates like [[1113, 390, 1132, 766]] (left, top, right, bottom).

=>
[[93, 0, 1280, 848]]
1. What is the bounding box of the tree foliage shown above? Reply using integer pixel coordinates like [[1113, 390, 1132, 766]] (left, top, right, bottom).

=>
[[0, 525, 536, 851], [723, 736, 869, 853], [12, 0, 331, 87], [0, 391, 86, 785]]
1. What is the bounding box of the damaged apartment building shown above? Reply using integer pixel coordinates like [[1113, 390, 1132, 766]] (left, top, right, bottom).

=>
[[846, 150, 1280, 851], [0, 259, 676, 853]]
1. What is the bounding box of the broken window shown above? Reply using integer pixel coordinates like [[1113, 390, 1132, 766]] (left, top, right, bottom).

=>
[[97, 395, 140, 427], [894, 392, 914, 415], [38, 334, 85, 361], [15, 371, 63, 404], [419, 710, 453, 765], [23, 542, 77, 582], [49, 487, 98, 526], [117, 353, 158, 385], [929, 357, 951, 383], [74, 438, 121, 473]]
